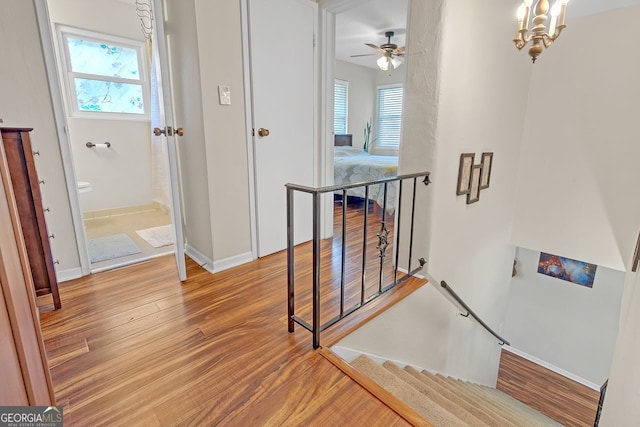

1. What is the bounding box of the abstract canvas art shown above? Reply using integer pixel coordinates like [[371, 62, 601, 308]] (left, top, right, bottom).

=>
[[537, 252, 597, 288]]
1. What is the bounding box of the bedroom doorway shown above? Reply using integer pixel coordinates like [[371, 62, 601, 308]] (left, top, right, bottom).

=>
[[324, 0, 408, 217]]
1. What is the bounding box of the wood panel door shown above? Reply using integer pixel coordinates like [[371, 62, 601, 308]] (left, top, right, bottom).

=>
[[248, 0, 318, 257]]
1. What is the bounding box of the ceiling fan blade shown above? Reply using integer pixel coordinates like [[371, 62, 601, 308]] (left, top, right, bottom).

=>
[[396, 46, 405, 53], [350, 53, 379, 57], [365, 43, 383, 51]]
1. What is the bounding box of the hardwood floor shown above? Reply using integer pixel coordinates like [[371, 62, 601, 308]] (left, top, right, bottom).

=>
[[38, 202, 423, 426]]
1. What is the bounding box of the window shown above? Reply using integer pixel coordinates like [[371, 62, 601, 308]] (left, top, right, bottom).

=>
[[59, 27, 148, 117], [334, 80, 349, 134], [375, 84, 403, 147]]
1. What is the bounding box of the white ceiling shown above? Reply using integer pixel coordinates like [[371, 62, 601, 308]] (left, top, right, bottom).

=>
[[335, 0, 408, 70], [335, 0, 640, 70], [567, 0, 640, 18]]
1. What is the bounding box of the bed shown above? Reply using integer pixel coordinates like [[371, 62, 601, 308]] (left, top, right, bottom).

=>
[[333, 138, 399, 212]]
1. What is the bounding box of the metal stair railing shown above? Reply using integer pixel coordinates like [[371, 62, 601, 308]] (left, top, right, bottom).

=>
[[286, 171, 430, 349]]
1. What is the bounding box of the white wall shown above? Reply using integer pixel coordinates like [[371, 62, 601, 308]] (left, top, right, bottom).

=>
[[511, 6, 640, 272], [335, 60, 375, 148], [601, 269, 640, 425], [164, 0, 214, 262], [503, 247, 624, 385], [68, 120, 152, 212], [0, 0, 79, 271], [421, 0, 531, 385], [339, 0, 533, 386], [48, 0, 153, 212], [374, 64, 406, 87], [194, 0, 252, 262]]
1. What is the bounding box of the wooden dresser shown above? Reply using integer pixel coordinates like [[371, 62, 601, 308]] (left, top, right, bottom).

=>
[[0, 127, 60, 309]]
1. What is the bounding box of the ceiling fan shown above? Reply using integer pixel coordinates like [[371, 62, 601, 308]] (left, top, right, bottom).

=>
[[351, 31, 405, 71]]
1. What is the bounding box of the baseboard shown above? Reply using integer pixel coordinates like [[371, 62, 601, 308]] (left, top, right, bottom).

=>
[[184, 246, 253, 274], [185, 245, 215, 273], [56, 267, 83, 283], [502, 345, 600, 391], [212, 252, 253, 273]]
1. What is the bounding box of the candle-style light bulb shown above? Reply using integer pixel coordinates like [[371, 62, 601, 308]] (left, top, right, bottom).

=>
[[517, 3, 526, 32], [549, 1, 560, 36], [558, 0, 569, 27], [517, 3, 526, 19], [522, 0, 533, 31]]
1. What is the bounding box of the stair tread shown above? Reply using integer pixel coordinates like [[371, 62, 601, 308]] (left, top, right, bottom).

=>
[[351, 356, 467, 426], [382, 362, 491, 427], [428, 372, 529, 424], [442, 374, 560, 426], [349, 354, 560, 427], [403, 366, 516, 427], [430, 373, 529, 422]]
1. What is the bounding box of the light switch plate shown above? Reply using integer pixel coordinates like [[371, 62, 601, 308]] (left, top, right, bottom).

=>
[[218, 86, 231, 105]]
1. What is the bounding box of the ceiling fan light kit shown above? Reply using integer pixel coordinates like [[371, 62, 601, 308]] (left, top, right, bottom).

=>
[[376, 54, 402, 71], [514, 0, 569, 63], [351, 30, 405, 71]]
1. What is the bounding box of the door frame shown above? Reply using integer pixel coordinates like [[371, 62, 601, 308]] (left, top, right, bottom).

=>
[[239, 0, 258, 258], [33, 0, 187, 279], [241, 0, 376, 249], [240, 0, 322, 257], [34, 0, 90, 278]]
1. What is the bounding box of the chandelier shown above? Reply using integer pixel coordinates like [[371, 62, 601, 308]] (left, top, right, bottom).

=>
[[514, 0, 569, 63]]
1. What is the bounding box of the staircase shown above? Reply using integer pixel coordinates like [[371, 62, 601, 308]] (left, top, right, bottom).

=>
[[351, 355, 561, 426]]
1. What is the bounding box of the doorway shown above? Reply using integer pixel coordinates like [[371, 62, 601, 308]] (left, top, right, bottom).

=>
[[38, 0, 179, 274], [320, 0, 409, 235]]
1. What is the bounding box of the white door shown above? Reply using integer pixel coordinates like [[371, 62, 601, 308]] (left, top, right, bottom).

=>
[[152, 0, 186, 280], [248, 0, 318, 257]]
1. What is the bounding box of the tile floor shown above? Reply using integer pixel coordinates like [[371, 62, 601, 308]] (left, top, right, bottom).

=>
[[83, 209, 174, 271]]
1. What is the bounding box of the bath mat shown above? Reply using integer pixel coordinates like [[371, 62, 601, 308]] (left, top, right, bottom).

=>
[[136, 224, 174, 248], [88, 234, 141, 263]]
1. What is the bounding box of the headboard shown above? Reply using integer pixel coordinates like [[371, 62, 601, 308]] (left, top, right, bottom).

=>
[[334, 134, 352, 146]]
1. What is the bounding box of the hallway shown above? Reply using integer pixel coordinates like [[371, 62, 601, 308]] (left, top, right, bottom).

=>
[[38, 202, 425, 425]]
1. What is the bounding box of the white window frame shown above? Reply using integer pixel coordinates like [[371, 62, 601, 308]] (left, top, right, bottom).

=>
[[374, 83, 403, 154], [56, 25, 150, 120], [334, 79, 349, 135]]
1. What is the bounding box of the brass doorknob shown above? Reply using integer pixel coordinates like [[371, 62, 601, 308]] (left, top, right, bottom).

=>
[[176, 128, 184, 137], [257, 128, 270, 137], [153, 127, 166, 136]]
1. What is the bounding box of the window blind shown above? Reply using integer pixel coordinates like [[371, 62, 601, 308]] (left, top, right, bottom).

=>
[[375, 85, 403, 147], [334, 80, 348, 134]]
